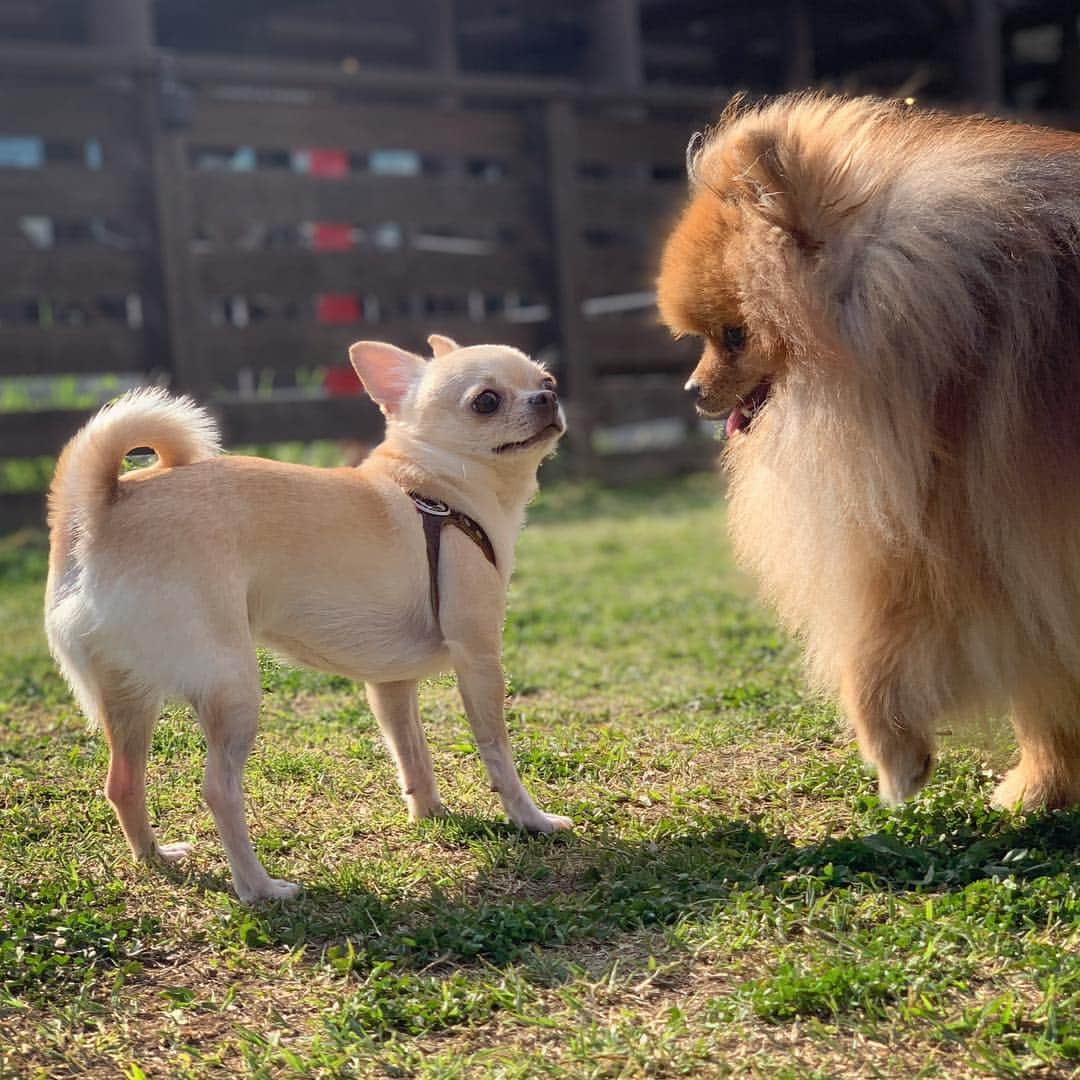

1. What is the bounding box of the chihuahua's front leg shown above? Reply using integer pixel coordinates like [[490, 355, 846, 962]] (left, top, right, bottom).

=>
[[451, 643, 574, 829], [366, 679, 445, 820], [450, 649, 572, 833], [440, 532, 572, 832]]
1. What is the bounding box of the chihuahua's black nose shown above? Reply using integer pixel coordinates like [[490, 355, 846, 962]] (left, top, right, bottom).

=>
[[527, 390, 559, 421]]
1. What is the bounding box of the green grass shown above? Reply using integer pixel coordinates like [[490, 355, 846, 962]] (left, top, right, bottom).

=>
[[1, 474, 1078, 1078]]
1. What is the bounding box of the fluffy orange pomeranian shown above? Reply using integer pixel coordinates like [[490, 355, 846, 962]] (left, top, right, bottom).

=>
[[658, 93, 1080, 810]]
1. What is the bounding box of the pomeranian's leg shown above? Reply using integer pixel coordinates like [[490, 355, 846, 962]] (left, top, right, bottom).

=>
[[841, 658, 936, 806], [449, 648, 572, 834], [194, 667, 299, 903], [996, 678, 1080, 810], [99, 687, 192, 864], [366, 680, 445, 820]]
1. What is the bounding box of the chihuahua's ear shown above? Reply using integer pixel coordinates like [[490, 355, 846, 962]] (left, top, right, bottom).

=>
[[427, 333, 460, 358], [348, 341, 425, 416]]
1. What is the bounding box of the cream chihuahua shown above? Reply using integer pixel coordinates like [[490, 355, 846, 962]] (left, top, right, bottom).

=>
[[45, 334, 570, 903]]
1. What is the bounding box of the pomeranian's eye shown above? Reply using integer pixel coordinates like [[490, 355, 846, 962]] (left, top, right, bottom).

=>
[[472, 390, 501, 415], [723, 325, 746, 352]]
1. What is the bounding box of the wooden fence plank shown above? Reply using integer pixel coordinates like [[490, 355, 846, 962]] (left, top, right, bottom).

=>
[[1, 408, 93, 457], [584, 318, 697, 373], [590, 373, 699, 426], [195, 248, 547, 297], [188, 99, 530, 160], [1, 85, 138, 140], [0, 325, 147, 375], [187, 172, 543, 233], [167, 47, 721, 109], [217, 397, 384, 445], [0, 44, 721, 112], [0, 166, 139, 218], [0, 398, 382, 463], [577, 246, 659, 297], [575, 112, 702, 168], [579, 183, 682, 228], [198, 319, 552, 380], [0, 249, 144, 296]]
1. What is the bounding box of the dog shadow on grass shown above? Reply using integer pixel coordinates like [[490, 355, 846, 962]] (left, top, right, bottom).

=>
[[222, 801, 1080, 982]]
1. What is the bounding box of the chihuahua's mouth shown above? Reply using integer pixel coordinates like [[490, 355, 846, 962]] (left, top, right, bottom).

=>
[[494, 422, 564, 454], [720, 380, 772, 437]]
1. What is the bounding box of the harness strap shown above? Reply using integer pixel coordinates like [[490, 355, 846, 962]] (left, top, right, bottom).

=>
[[408, 492, 497, 620]]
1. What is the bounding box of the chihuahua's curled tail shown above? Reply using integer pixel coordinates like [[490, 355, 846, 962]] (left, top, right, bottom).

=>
[[48, 387, 220, 536]]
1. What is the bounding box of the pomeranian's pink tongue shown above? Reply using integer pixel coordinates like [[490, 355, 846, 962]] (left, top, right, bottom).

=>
[[726, 407, 750, 438], [725, 380, 771, 438]]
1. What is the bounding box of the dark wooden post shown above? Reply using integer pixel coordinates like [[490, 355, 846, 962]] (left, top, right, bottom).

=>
[[786, 0, 814, 89], [138, 67, 206, 396], [430, 0, 465, 176], [88, 0, 205, 397], [589, 0, 643, 89], [965, 0, 1003, 108], [431, 0, 459, 78], [545, 97, 594, 475], [89, 0, 153, 51], [1051, 1, 1080, 111]]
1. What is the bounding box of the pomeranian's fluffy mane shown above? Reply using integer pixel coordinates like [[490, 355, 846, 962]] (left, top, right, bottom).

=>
[[696, 94, 1080, 711]]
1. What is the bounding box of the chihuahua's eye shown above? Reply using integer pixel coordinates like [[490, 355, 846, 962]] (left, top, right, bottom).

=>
[[472, 390, 501, 415], [723, 325, 746, 352]]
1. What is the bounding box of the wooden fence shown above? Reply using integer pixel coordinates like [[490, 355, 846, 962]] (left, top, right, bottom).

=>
[[0, 45, 715, 530]]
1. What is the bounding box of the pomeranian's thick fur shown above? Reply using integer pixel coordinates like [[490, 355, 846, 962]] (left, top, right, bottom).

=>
[[658, 93, 1080, 809]]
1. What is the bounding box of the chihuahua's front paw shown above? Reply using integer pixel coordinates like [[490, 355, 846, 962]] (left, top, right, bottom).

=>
[[154, 841, 194, 865], [135, 840, 193, 866], [514, 810, 574, 834], [407, 799, 448, 822], [238, 877, 302, 905]]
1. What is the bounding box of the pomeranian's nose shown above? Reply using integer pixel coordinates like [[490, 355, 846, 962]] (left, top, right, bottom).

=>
[[684, 377, 703, 402], [527, 390, 559, 422]]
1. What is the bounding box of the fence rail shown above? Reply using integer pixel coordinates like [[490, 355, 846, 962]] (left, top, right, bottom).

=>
[[0, 45, 723, 530]]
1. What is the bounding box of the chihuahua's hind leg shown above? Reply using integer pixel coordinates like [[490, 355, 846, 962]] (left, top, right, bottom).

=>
[[366, 680, 446, 820], [100, 686, 192, 865], [194, 665, 299, 904]]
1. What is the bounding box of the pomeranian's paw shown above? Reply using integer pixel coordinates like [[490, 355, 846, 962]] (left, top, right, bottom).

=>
[[991, 766, 1076, 812], [154, 841, 194, 865], [876, 745, 934, 806], [990, 768, 1031, 811]]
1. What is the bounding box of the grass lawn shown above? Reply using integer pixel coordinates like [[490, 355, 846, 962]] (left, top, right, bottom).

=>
[[1, 474, 1078, 1078]]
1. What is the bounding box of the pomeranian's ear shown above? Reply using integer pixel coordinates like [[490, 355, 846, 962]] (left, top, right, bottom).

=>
[[348, 341, 425, 416], [428, 333, 460, 358], [729, 132, 827, 255]]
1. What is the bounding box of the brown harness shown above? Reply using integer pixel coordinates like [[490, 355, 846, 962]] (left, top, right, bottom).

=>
[[408, 492, 497, 621]]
